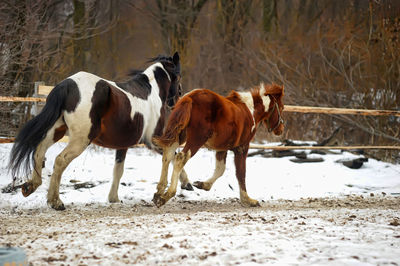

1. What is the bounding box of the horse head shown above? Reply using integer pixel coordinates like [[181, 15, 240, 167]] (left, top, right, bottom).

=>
[[152, 52, 182, 108], [264, 84, 285, 135]]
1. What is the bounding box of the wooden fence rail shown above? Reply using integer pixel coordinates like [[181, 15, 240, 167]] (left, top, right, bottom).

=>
[[284, 106, 400, 117], [1, 85, 399, 150], [248, 145, 400, 150], [0, 96, 46, 102]]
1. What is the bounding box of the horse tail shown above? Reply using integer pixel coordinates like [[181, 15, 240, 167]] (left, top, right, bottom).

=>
[[8, 79, 78, 180], [153, 97, 192, 148]]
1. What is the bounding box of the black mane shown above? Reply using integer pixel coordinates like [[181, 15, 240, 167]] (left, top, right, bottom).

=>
[[149, 54, 181, 76], [117, 70, 151, 99], [119, 53, 179, 100], [126, 54, 173, 78], [147, 54, 173, 64]]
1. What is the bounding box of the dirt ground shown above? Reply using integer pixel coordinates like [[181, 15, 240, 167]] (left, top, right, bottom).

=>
[[1, 195, 400, 265]]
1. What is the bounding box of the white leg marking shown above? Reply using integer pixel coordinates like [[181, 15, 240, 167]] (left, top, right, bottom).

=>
[[239, 189, 260, 207], [156, 143, 179, 195], [203, 155, 226, 190], [193, 151, 226, 191], [164, 150, 191, 200], [179, 169, 191, 189], [108, 159, 125, 203]]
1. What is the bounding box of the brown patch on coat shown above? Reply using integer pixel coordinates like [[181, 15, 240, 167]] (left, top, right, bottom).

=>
[[89, 80, 145, 149], [53, 125, 67, 142]]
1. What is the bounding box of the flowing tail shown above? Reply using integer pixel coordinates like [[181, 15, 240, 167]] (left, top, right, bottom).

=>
[[153, 97, 193, 148], [8, 79, 77, 181]]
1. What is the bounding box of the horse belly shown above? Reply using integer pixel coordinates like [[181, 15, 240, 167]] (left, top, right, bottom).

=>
[[206, 117, 251, 150], [205, 128, 237, 150], [92, 112, 145, 149]]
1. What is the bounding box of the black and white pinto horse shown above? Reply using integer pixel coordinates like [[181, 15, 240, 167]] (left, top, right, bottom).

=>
[[9, 52, 191, 210]]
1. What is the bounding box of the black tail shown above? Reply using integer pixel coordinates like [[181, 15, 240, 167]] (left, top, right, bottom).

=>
[[8, 78, 80, 181]]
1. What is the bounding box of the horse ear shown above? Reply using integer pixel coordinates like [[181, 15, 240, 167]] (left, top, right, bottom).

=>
[[173, 52, 180, 65], [265, 83, 284, 96]]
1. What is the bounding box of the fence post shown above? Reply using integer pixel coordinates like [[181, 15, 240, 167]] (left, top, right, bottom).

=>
[[33, 81, 45, 116]]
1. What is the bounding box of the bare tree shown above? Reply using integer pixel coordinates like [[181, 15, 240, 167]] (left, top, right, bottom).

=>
[[131, 0, 208, 59], [0, 0, 118, 137], [240, 0, 399, 160]]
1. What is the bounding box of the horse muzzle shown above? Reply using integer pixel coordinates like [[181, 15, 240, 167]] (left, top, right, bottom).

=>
[[273, 123, 284, 135]]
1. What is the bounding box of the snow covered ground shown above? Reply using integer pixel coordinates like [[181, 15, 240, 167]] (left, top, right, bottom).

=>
[[1, 142, 399, 207], [1, 142, 400, 265]]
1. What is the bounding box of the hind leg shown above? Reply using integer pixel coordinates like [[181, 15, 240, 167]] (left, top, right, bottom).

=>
[[108, 149, 127, 203], [21, 138, 54, 197], [22, 120, 66, 197], [47, 138, 89, 210], [193, 151, 227, 191]]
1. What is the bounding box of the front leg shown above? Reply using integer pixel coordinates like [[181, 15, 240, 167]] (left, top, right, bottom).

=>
[[233, 145, 260, 207], [154, 150, 191, 207], [153, 143, 178, 203], [108, 149, 127, 203]]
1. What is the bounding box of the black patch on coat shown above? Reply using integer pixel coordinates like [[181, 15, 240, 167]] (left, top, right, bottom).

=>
[[116, 73, 151, 100], [147, 53, 181, 107], [154, 66, 170, 102], [88, 80, 111, 140], [115, 149, 127, 163], [63, 78, 81, 112], [153, 105, 167, 139]]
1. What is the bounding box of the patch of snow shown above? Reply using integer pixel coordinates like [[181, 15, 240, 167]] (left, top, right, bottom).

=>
[[1, 142, 400, 207]]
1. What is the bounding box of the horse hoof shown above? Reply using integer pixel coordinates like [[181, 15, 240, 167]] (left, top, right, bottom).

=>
[[50, 204, 66, 211], [21, 182, 34, 197], [181, 183, 194, 191], [241, 200, 260, 208], [193, 181, 211, 191], [152, 193, 166, 208], [48, 200, 66, 211], [54, 204, 66, 211], [108, 196, 120, 203], [193, 181, 203, 189]]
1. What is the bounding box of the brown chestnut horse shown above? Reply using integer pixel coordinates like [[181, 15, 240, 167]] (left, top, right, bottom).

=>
[[152, 83, 284, 207]]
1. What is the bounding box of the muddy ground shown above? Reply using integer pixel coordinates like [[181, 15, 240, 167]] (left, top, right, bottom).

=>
[[1, 196, 400, 265]]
